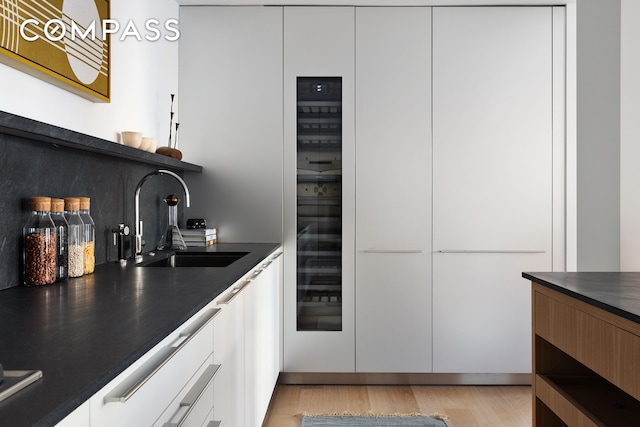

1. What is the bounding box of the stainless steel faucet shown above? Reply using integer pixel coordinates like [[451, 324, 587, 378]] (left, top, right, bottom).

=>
[[134, 169, 191, 258]]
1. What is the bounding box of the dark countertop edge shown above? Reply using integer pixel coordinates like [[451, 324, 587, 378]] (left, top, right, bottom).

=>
[[522, 272, 640, 325], [4, 243, 282, 427], [0, 110, 203, 173]]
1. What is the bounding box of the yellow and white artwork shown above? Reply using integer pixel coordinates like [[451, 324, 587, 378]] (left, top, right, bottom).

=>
[[0, 0, 110, 102]]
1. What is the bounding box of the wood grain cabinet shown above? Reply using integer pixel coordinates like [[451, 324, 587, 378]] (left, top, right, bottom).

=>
[[532, 283, 640, 426]]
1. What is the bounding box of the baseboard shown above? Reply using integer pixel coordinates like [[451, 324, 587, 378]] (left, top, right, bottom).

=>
[[279, 372, 532, 386]]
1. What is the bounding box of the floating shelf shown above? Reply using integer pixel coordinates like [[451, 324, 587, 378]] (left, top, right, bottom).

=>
[[0, 110, 203, 173]]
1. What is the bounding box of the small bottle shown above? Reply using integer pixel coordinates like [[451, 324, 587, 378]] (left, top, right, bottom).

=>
[[50, 198, 69, 281], [23, 197, 57, 285], [64, 198, 84, 278], [79, 197, 96, 274]]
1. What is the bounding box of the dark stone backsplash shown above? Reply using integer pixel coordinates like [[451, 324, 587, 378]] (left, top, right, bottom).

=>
[[0, 114, 194, 290]]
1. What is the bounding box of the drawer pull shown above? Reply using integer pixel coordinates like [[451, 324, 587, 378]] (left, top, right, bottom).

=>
[[363, 249, 422, 254], [162, 364, 220, 427], [207, 422, 222, 427], [437, 250, 546, 254], [218, 280, 251, 305], [104, 308, 220, 404]]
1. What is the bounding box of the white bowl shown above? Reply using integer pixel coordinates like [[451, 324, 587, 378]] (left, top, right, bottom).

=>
[[121, 131, 143, 149], [142, 137, 157, 153], [139, 137, 151, 151]]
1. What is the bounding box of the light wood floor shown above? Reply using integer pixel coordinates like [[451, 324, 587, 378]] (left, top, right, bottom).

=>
[[262, 384, 532, 427]]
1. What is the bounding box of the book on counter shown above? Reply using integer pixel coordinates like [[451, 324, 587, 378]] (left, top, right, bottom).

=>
[[177, 228, 217, 246]]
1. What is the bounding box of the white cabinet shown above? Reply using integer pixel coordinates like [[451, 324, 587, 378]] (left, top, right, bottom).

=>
[[55, 401, 90, 427], [69, 252, 281, 427], [432, 6, 560, 373], [354, 7, 433, 373], [177, 4, 566, 380], [283, 6, 356, 373], [153, 359, 218, 427], [213, 249, 283, 427], [213, 279, 247, 427], [89, 305, 218, 427], [245, 252, 283, 426], [178, 6, 283, 243]]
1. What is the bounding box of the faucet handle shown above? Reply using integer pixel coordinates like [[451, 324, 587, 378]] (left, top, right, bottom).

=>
[[111, 224, 130, 261], [111, 223, 129, 243], [114, 223, 130, 235]]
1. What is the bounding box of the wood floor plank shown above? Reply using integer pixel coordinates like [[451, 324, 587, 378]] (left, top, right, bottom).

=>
[[367, 385, 422, 415], [262, 384, 532, 427]]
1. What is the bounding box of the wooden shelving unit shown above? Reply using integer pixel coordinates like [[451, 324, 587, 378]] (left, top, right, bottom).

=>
[[531, 283, 640, 426]]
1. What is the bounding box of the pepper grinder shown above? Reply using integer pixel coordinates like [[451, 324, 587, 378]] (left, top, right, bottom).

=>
[[158, 194, 187, 250]]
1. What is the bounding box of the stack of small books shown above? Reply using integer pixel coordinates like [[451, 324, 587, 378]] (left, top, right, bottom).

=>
[[179, 228, 217, 247]]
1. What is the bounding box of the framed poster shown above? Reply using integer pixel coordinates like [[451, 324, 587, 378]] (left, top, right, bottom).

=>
[[0, 0, 110, 102]]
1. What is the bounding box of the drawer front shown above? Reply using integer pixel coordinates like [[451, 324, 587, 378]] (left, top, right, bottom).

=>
[[153, 356, 217, 427], [534, 291, 640, 400], [90, 308, 216, 427], [55, 400, 90, 427]]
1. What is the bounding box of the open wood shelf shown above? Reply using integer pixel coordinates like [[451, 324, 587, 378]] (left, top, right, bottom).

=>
[[536, 374, 640, 426], [532, 283, 640, 426]]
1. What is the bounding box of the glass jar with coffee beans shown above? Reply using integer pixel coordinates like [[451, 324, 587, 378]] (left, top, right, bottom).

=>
[[64, 198, 85, 278], [23, 197, 57, 286]]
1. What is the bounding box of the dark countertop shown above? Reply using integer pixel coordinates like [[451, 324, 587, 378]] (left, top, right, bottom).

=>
[[0, 242, 280, 427], [523, 272, 640, 325]]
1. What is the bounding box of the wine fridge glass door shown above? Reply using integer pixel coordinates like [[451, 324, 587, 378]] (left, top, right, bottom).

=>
[[296, 77, 343, 332]]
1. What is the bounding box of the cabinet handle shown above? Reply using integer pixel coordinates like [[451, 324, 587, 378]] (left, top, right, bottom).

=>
[[218, 252, 279, 305], [104, 308, 220, 404], [362, 249, 423, 254], [206, 422, 222, 427], [436, 250, 546, 254], [161, 364, 220, 427], [217, 279, 251, 305]]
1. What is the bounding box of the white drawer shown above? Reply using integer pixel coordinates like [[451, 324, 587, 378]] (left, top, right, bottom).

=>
[[90, 306, 217, 427], [154, 355, 218, 427]]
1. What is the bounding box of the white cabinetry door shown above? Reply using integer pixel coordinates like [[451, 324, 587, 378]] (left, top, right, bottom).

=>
[[432, 6, 555, 373], [178, 6, 283, 243], [245, 252, 282, 426], [283, 6, 356, 372], [354, 7, 432, 373], [213, 285, 246, 426]]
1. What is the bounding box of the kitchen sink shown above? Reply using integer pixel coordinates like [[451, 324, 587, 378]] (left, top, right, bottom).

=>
[[140, 252, 249, 268]]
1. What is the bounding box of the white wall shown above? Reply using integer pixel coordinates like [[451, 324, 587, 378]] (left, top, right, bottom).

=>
[[0, 0, 179, 144], [620, 0, 640, 270]]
